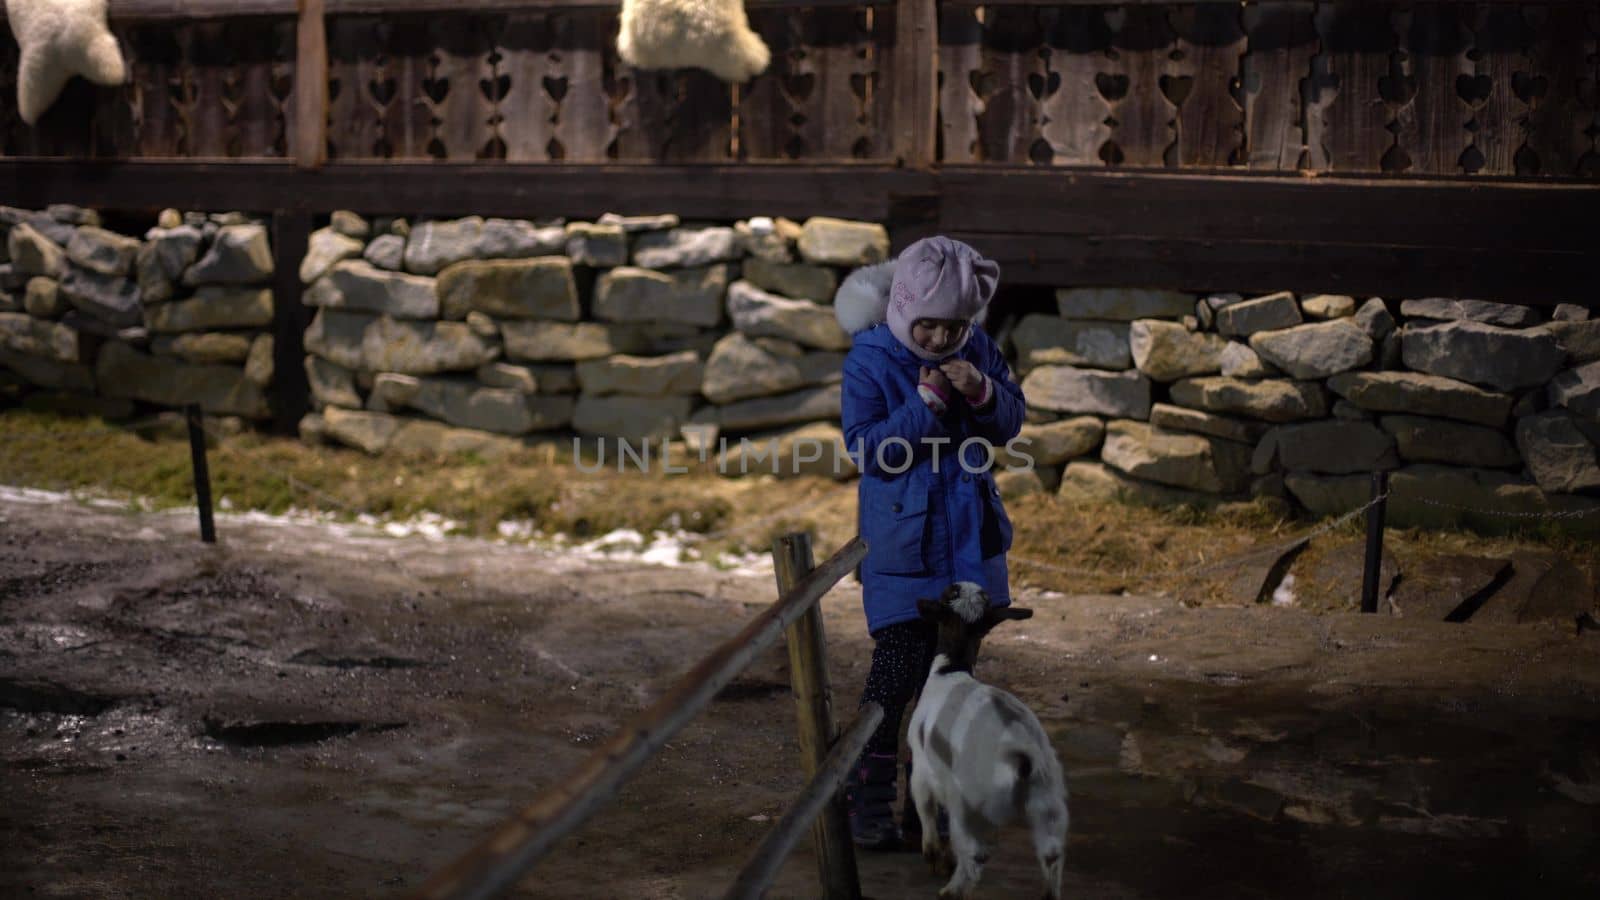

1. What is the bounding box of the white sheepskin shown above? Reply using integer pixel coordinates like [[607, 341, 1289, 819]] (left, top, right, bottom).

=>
[[616, 0, 770, 83], [6, 0, 126, 125]]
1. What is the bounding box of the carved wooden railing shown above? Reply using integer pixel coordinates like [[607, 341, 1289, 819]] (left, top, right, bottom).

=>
[[2, 0, 1596, 178]]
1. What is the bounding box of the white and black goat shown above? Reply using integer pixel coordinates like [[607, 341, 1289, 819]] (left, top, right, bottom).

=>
[[907, 582, 1068, 900]]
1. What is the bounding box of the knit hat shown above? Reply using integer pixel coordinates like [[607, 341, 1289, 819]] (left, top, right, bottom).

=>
[[886, 236, 1000, 362]]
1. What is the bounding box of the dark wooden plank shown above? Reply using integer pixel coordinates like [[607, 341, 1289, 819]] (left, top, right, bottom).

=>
[[1392, 5, 1472, 175], [937, 4, 984, 163], [183, 22, 233, 157], [0, 35, 20, 156], [737, 9, 800, 160], [23, 78, 99, 158], [1464, 4, 1535, 176], [1109, 4, 1179, 167], [550, 13, 616, 161], [326, 16, 385, 159], [1037, 5, 1115, 165], [1171, 3, 1246, 168], [935, 166, 1599, 253], [0, 159, 932, 222], [92, 25, 143, 158], [610, 66, 675, 161], [270, 212, 313, 434], [1242, 2, 1315, 170], [428, 16, 494, 159], [791, 6, 872, 160], [128, 25, 185, 157], [974, 4, 1044, 164], [943, 228, 1594, 303], [497, 12, 558, 162], [377, 17, 436, 158], [1521, 5, 1591, 176], [1320, 2, 1396, 173], [873, 2, 907, 164], [671, 71, 735, 161], [229, 19, 290, 157], [295, 0, 328, 167]]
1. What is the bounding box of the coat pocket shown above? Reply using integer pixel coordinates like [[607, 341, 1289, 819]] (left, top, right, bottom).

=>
[[980, 476, 1014, 558], [863, 486, 930, 576]]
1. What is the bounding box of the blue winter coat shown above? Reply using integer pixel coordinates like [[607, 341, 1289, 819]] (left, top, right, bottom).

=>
[[841, 323, 1026, 634]]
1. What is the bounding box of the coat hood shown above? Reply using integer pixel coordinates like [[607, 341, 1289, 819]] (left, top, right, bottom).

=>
[[833, 258, 990, 336]]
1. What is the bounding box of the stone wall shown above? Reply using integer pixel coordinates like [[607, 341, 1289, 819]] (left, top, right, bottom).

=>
[[1013, 289, 1600, 533], [295, 212, 880, 470], [3, 202, 1597, 534], [0, 206, 275, 420]]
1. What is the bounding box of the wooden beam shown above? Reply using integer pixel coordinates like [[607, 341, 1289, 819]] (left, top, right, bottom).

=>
[[938, 167, 1600, 254], [294, 0, 328, 170], [0, 160, 933, 222], [2, 159, 1593, 303], [947, 231, 1593, 305]]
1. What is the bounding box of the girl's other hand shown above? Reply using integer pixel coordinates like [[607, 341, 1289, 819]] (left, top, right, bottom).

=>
[[939, 359, 985, 400]]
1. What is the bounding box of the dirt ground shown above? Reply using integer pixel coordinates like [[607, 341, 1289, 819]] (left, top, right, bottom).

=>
[[3, 491, 1598, 900]]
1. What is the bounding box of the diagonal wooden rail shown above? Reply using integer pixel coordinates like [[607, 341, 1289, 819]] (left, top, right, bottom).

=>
[[411, 535, 868, 900]]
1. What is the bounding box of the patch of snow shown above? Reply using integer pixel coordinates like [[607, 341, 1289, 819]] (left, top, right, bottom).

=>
[[1271, 573, 1297, 607]]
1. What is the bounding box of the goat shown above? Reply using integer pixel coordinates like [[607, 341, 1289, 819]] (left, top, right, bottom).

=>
[[907, 582, 1069, 900]]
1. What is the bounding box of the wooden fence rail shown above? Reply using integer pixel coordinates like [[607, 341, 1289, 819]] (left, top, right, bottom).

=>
[[411, 535, 870, 900]]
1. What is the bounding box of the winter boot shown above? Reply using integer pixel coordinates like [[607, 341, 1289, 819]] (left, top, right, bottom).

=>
[[844, 752, 900, 851], [900, 759, 948, 843]]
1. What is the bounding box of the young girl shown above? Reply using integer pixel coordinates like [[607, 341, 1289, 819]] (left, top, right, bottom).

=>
[[833, 236, 1025, 849]]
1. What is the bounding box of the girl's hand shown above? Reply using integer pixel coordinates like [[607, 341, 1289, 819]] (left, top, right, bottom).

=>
[[920, 366, 954, 394], [939, 359, 986, 401]]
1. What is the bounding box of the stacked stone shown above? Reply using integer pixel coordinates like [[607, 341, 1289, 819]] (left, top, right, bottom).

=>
[[0, 206, 275, 419], [298, 212, 884, 469], [998, 286, 1599, 532]]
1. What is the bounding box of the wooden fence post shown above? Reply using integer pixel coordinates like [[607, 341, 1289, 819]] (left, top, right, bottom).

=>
[[1361, 470, 1390, 613], [270, 212, 313, 434], [185, 403, 216, 544], [295, 0, 328, 169], [892, 0, 938, 169], [773, 532, 860, 900]]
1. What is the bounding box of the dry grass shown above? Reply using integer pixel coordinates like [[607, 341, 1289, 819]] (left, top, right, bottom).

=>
[[1, 409, 1593, 606]]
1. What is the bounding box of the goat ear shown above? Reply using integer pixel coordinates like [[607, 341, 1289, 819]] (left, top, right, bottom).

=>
[[916, 597, 945, 621], [977, 605, 1032, 634]]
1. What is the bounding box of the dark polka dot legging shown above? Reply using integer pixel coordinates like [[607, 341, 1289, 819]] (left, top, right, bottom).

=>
[[859, 619, 939, 757]]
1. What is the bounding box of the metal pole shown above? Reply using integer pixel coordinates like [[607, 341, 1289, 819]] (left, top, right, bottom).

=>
[[185, 403, 216, 544], [773, 533, 860, 900], [723, 704, 883, 900], [1360, 470, 1389, 613]]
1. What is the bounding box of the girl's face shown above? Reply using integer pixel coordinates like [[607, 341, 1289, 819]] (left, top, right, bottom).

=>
[[910, 317, 969, 356]]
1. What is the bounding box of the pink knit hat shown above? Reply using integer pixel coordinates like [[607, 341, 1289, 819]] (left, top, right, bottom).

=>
[[887, 236, 1000, 361]]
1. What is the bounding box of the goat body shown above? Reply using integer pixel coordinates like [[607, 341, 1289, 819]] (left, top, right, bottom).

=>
[[907, 585, 1068, 899]]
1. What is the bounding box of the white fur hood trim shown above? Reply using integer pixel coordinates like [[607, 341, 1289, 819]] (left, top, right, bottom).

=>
[[832, 259, 896, 334]]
